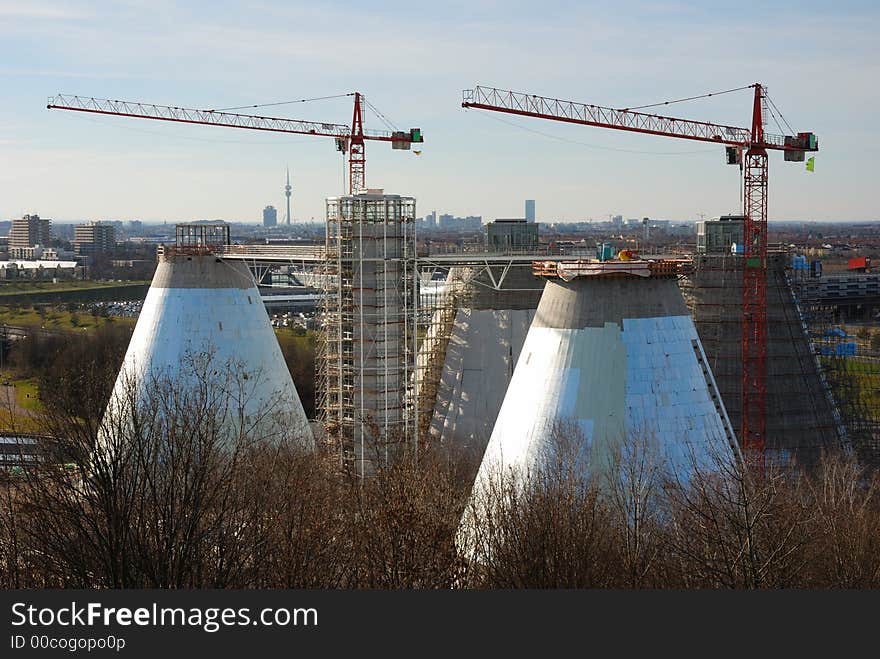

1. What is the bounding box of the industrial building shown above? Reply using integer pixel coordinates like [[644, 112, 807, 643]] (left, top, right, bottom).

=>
[[416, 245, 844, 469], [425, 264, 543, 453], [215, 214, 850, 472]]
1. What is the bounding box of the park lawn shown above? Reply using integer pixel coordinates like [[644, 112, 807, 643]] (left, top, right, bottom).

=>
[[821, 356, 880, 421], [0, 306, 136, 331], [0, 410, 42, 433], [274, 329, 316, 350], [0, 280, 149, 296], [12, 378, 42, 412]]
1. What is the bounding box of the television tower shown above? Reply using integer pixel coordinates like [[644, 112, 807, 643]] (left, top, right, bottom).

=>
[[285, 167, 292, 225]]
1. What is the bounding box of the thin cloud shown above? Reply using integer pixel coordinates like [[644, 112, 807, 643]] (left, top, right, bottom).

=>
[[0, 2, 90, 20]]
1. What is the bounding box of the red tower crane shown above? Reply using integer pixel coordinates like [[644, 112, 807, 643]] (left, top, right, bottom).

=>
[[462, 84, 818, 460], [47, 92, 424, 194]]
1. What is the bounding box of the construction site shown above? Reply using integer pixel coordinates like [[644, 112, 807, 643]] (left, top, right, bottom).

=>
[[43, 82, 880, 476]]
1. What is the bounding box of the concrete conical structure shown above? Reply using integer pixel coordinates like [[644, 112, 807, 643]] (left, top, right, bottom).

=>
[[103, 250, 311, 447], [426, 265, 544, 453], [469, 261, 739, 493]]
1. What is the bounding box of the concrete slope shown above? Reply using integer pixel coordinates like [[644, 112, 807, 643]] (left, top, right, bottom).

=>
[[103, 253, 311, 448], [471, 276, 738, 490]]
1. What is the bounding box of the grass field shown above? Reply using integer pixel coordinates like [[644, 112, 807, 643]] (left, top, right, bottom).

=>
[[821, 356, 880, 420], [0, 377, 43, 432], [0, 408, 42, 433], [0, 306, 136, 332], [10, 378, 41, 412], [0, 280, 149, 296], [275, 329, 316, 351]]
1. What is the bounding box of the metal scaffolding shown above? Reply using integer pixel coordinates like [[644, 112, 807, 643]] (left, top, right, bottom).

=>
[[790, 266, 880, 464], [414, 267, 473, 439], [679, 251, 845, 466], [317, 192, 418, 476]]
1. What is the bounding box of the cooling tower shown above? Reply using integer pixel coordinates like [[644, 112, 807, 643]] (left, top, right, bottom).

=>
[[425, 265, 544, 453], [103, 249, 311, 448], [469, 260, 739, 493]]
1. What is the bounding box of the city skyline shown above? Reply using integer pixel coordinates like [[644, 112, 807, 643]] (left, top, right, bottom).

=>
[[1, 1, 878, 223]]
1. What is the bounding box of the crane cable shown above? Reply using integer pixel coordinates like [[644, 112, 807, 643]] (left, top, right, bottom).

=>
[[619, 84, 756, 111], [764, 100, 788, 137], [363, 98, 399, 132], [765, 93, 796, 135], [206, 93, 355, 113], [472, 110, 717, 156]]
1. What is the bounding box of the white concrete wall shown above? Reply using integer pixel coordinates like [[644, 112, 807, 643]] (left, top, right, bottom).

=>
[[103, 256, 311, 448]]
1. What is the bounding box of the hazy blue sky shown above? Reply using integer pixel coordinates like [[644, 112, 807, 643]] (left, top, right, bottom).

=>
[[1, 0, 877, 223]]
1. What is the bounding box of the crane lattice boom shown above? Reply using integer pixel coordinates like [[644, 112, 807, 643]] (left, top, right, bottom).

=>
[[462, 85, 816, 152], [48, 92, 424, 194], [48, 94, 396, 141]]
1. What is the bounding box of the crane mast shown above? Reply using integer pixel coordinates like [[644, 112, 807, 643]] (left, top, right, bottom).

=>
[[741, 84, 769, 460], [463, 84, 818, 461], [349, 92, 366, 195]]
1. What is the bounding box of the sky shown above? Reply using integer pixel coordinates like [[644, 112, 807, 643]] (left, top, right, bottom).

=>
[[1, 0, 878, 224]]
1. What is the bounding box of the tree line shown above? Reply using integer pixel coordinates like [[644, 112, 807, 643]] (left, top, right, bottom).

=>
[[1, 327, 879, 589]]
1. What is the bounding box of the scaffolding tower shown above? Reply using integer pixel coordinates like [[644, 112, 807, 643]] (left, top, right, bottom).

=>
[[317, 192, 418, 476]]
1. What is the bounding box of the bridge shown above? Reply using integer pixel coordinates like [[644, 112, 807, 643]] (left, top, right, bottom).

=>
[[220, 244, 688, 291]]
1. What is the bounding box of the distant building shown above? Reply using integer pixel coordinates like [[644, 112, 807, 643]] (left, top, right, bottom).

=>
[[525, 200, 536, 223], [0, 259, 79, 280], [9, 214, 51, 259], [696, 215, 744, 254], [73, 221, 117, 256], [435, 214, 481, 232], [8, 245, 58, 260], [486, 218, 539, 251], [263, 205, 278, 228], [463, 216, 482, 231], [284, 168, 292, 225]]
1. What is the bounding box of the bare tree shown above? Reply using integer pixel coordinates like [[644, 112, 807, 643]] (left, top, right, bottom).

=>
[[9, 351, 313, 588], [661, 446, 811, 589], [461, 421, 617, 588], [801, 452, 880, 588], [603, 430, 667, 588]]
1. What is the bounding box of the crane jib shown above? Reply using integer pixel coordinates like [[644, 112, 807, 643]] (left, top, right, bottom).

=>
[[461, 87, 816, 153]]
